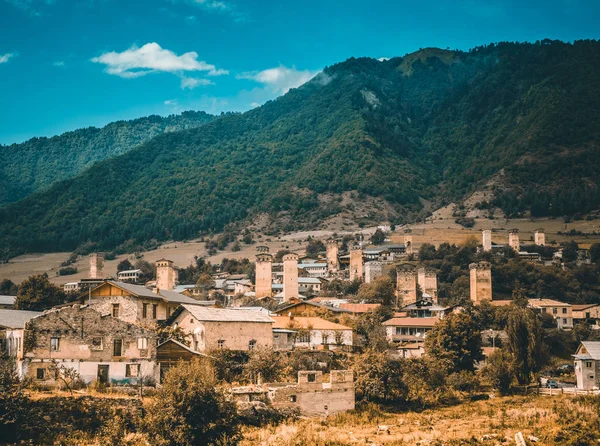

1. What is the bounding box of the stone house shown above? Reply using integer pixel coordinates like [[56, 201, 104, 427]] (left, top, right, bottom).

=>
[[169, 304, 274, 352], [156, 338, 206, 383], [19, 305, 157, 385], [573, 341, 600, 390], [572, 304, 600, 322], [0, 309, 42, 357], [89, 281, 208, 327], [528, 298, 573, 330], [269, 316, 353, 350]]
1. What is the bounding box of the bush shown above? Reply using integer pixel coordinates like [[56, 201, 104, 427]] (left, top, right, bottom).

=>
[[58, 267, 78, 276]]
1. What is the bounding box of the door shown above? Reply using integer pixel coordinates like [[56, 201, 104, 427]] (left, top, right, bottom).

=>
[[97, 365, 109, 384]]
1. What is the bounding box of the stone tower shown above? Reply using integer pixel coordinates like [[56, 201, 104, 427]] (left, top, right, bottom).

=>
[[364, 261, 383, 284], [156, 259, 178, 291], [349, 246, 364, 281], [470, 261, 492, 304], [89, 253, 104, 279], [417, 267, 438, 302], [534, 229, 546, 246], [255, 249, 273, 298], [282, 253, 299, 302], [326, 239, 340, 272], [396, 264, 418, 307], [482, 230, 492, 252], [508, 229, 520, 252], [404, 229, 413, 255]]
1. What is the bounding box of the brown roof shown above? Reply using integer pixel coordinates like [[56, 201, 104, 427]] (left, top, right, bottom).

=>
[[527, 298, 571, 308], [339, 303, 381, 313], [489, 300, 512, 307], [572, 304, 600, 311], [270, 316, 351, 331], [382, 317, 439, 327]]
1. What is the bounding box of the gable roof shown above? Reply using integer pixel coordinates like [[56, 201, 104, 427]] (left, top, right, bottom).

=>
[[0, 295, 16, 306], [270, 316, 351, 331], [274, 300, 352, 315], [98, 281, 205, 305], [528, 298, 572, 308], [575, 341, 600, 360], [180, 304, 273, 323], [0, 309, 42, 329], [382, 317, 439, 327], [157, 338, 207, 356]]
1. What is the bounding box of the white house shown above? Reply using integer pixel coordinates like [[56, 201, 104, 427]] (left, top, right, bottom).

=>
[[573, 341, 600, 390], [270, 316, 353, 350]]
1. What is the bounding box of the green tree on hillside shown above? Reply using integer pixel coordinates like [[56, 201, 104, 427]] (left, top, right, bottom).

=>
[[15, 275, 66, 311]]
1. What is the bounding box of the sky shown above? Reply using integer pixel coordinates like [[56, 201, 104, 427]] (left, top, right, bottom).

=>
[[0, 0, 599, 144]]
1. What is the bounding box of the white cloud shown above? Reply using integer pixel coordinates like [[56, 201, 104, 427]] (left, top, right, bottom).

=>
[[91, 42, 228, 79], [185, 15, 197, 23], [164, 99, 178, 106], [237, 65, 318, 94], [53, 60, 65, 67], [180, 77, 214, 89], [0, 53, 16, 64]]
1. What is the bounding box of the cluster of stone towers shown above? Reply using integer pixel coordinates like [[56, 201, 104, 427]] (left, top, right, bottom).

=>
[[481, 228, 546, 252], [395, 264, 438, 306]]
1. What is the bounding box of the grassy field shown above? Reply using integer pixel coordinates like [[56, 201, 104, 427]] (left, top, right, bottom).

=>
[[240, 394, 600, 445]]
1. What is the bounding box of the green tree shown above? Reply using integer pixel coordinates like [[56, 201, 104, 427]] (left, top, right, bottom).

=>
[[562, 241, 579, 263], [449, 276, 470, 305], [418, 243, 437, 261], [305, 239, 325, 258], [117, 258, 134, 273], [355, 276, 395, 307], [482, 349, 514, 395], [244, 347, 286, 383], [196, 273, 216, 296], [370, 229, 386, 245], [0, 279, 17, 296], [15, 275, 65, 311], [506, 308, 547, 385], [0, 356, 25, 443], [589, 243, 600, 264]]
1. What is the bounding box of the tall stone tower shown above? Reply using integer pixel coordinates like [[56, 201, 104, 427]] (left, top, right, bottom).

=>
[[156, 259, 178, 291], [326, 239, 340, 272], [417, 267, 438, 302], [349, 246, 364, 281], [470, 261, 492, 304], [364, 261, 382, 284], [89, 253, 104, 279], [396, 264, 418, 307], [282, 253, 299, 302], [404, 229, 413, 255], [482, 230, 492, 252], [255, 249, 273, 298], [534, 229, 546, 246], [508, 229, 520, 252]]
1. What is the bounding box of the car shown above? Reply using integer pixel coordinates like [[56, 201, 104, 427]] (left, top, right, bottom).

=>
[[546, 379, 559, 388], [558, 364, 574, 372]]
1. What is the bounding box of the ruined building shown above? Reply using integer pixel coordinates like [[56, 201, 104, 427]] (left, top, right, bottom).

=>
[[364, 261, 383, 284], [404, 229, 413, 255], [535, 229, 546, 246], [396, 264, 418, 306], [283, 253, 299, 302], [349, 246, 364, 281], [508, 229, 520, 252], [89, 253, 104, 279], [470, 261, 492, 304], [417, 267, 438, 302], [482, 230, 492, 252], [156, 259, 178, 291], [255, 249, 273, 298], [326, 239, 340, 272]]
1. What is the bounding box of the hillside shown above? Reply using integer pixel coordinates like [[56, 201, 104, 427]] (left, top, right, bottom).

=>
[[1, 40, 600, 259], [0, 111, 215, 205]]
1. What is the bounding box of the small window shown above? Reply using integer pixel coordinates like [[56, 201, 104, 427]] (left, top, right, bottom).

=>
[[308, 373, 316, 383], [562, 308, 567, 314], [113, 339, 123, 357], [190, 318, 194, 324], [137, 338, 148, 350], [36, 368, 45, 380], [142, 303, 148, 319], [50, 337, 60, 352], [290, 395, 296, 402], [249, 340, 256, 350], [126, 364, 139, 377], [553, 307, 557, 314], [112, 304, 120, 318], [152, 304, 158, 319], [563, 318, 567, 324], [91, 337, 103, 350], [217, 340, 225, 349], [322, 334, 329, 345], [324, 405, 328, 411], [586, 361, 593, 368]]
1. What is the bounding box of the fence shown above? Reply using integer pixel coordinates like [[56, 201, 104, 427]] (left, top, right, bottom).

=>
[[538, 387, 600, 396]]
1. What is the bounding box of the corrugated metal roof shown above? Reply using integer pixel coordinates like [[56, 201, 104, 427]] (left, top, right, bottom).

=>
[[0, 295, 16, 306], [105, 281, 205, 305], [0, 309, 42, 328], [528, 298, 572, 308], [181, 304, 274, 323], [581, 341, 600, 360]]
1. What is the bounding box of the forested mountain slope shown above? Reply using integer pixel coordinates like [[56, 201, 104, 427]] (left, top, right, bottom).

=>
[[1, 40, 599, 258], [0, 111, 214, 205]]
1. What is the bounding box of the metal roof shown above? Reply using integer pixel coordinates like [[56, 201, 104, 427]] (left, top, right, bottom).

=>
[[0, 295, 16, 306], [104, 281, 206, 305], [180, 304, 274, 323], [579, 341, 600, 360], [0, 309, 43, 329]]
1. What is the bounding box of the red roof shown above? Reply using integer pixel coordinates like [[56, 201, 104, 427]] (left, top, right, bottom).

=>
[[382, 317, 439, 327]]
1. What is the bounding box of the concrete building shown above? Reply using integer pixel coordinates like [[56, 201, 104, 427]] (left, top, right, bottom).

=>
[[417, 267, 438, 302], [573, 342, 600, 390], [156, 259, 178, 291], [326, 239, 340, 272], [255, 251, 273, 298], [89, 253, 104, 279], [404, 229, 413, 255], [534, 229, 546, 246], [349, 246, 364, 281], [270, 316, 353, 350], [117, 269, 142, 283], [283, 253, 299, 302], [470, 262, 492, 304], [297, 262, 328, 278], [528, 298, 573, 330], [19, 305, 157, 385], [509, 229, 520, 252], [396, 264, 418, 307], [382, 317, 438, 353], [482, 230, 492, 252], [170, 305, 274, 352], [572, 304, 600, 322], [364, 261, 383, 283]]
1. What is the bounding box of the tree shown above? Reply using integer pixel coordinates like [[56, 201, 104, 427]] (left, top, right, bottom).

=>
[[145, 359, 241, 445], [418, 243, 437, 261], [117, 258, 134, 273], [305, 239, 325, 258], [0, 279, 17, 296], [135, 259, 154, 283], [196, 273, 215, 296], [48, 360, 82, 395], [0, 356, 25, 443], [590, 243, 600, 264], [15, 275, 65, 311], [449, 276, 470, 305], [424, 312, 483, 372], [505, 308, 547, 385], [352, 306, 392, 351], [370, 229, 386, 245], [562, 241, 579, 263], [482, 349, 514, 394], [355, 276, 395, 306], [244, 347, 286, 383]]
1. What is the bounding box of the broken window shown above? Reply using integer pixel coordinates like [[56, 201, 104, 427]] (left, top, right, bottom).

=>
[[137, 338, 148, 350], [91, 337, 103, 350], [36, 368, 45, 380], [112, 304, 120, 318], [50, 337, 60, 352], [113, 339, 122, 357], [126, 364, 139, 377]]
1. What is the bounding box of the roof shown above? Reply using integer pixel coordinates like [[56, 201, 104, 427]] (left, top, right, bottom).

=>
[[102, 281, 205, 305], [528, 298, 572, 308], [572, 304, 600, 311], [117, 269, 142, 275], [0, 295, 16, 306], [274, 300, 351, 314], [339, 303, 381, 313], [298, 263, 327, 269], [577, 341, 600, 360], [401, 301, 447, 312], [383, 317, 439, 327], [231, 306, 273, 315], [298, 277, 322, 284], [157, 338, 207, 356], [270, 316, 352, 331], [0, 309, 43, 329], [180, 304, 274, 323]]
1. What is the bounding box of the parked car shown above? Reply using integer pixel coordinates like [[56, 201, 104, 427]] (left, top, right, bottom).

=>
[[546, 379, 559, 388], [558, 364, 574, 372]]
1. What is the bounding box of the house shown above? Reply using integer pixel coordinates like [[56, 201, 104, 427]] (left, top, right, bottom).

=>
[[0, 295, 16, 309], [338, 303, 381, 314], [89, 280, 208, 326], [572, 304, 600, 322], [63, 282, 80, 292], [382, 317, 439, 346], [573, 341, 600, 390], [270, 316, 353, 350], [528, 298, 574, 329], [169, 304, 274, 352], [156, 338, 206, 383], [0, 309, 42, 356], [19, 305, 157, 385], [117, 269, 143, 283], [273, 300, 352, 317], [400, 299, 449, 318], [297, 263, 328, 278]]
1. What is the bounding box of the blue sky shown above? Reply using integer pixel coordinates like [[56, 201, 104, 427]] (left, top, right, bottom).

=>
[[1, 0, 599, 144]]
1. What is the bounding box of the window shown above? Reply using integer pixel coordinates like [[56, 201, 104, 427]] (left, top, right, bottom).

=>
[[50, 337, 60, 352], [395, 327, 401, 335], [586, 361, 593, 368], [91, 337, 103, 351], [36, 368, 45, 380], [552, 307, 557, 314], [112, 304, 120, 318], [586, 312, 591, 319], [308, 373, 316, 383], [190, 318, 194, 324], [322, 334, 329, 345], [152, 304, 158, 319], [113, 339, 122, 357], [249, 340, 256, 350], [137, 338, 148, 350], [562, 308, 567, 314], [290, 395, 296, 402], [142, 303, 148, 319], [126, 364, 139, 377], [217, 340, 225, 349], [297, 332, 310, 343], [563, 318, 567, 324]]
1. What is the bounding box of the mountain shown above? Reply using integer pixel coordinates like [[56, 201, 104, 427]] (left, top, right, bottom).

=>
[[0, 111, 215, 205], [1, 40, 600, 259]]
